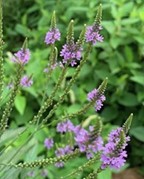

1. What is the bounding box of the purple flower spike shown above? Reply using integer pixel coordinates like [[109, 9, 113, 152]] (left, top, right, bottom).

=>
[[60, 44, 82, 66], [12, 48, 30, 65], [44, 138, 54, 149], [45, 28, 61, 44], [20, 75, 33, 87], [87, 88, 106, 111], [101, 127, 130, 169], [56, 120, 75, 133], [86, 25, 103, 45]]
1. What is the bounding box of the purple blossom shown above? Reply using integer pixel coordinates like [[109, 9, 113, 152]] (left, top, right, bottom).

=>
[[74, 125, 103, 156], [55, 145, 73, 168], [56, 120, 75, 133], [85, 25, 103, 45], [20, 75, 33, 87], [41, 169, 48, 177], [55, 145, 73, 157], [87, 88, 106, 111], [60, 43, 82, 66], [44, 62, 64, 73], [74, 126, 89, 152], [101, 127, 130, 169], [11, 48, 30, 65], [55, 161, 65, 168], [85, 137, 103, 159], [45, 28, 61, 44], [44, 138, 54, 149]]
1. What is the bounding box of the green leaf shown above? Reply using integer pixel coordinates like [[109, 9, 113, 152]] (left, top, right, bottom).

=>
[[98, 168, 112, 179], [102, 107, 118, 122], [118, 92, 139, 106], [130, 76, 144, 86], [0, 127, 25, 147], [130, 127, 144, 142], [14, 95, 26, 115], [124, 46, 134, 62], [15, 24, 31, 37]]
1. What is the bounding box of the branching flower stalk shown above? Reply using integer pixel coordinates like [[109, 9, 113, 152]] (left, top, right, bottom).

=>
[[42, 43, 91, 124], [42, 4, 103, 123], [32, 20, 77, 125], [0, 3, 134, 179]]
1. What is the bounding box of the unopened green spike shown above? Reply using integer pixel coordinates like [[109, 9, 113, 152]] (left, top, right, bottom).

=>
[[76, 24, 86, 47], [67, 20, 74, 45], [95, 4, 102, 26], [123, 113, 133, 134], [90, 118, 103, 140], [116, 130, 126, 152], [97, 77, 108, 96], [51, 11, 56, 29]]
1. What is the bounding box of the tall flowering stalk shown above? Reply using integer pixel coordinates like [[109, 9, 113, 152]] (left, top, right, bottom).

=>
[[45, 11, 61, 45], [0, 39, 30, 136], [42, 5, 104, 123], [86, 4, 103, 45]]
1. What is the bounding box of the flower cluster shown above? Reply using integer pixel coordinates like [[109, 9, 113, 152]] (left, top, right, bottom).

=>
[[101, 127, 130, 169], [55, 145, 74, 167], [11, 48, 30, 65], [20, 75, 33, 87], [73, 125, 103, 159], [43, 62, 64, 73], [56, 120, 75, 133], [86, 25, 103, 45], [87, 88, 106, 111], [44, 138, 54, 149], [60, 44, 82, 66], [44, 120, 103, 168], [45, 28, 61, 44]]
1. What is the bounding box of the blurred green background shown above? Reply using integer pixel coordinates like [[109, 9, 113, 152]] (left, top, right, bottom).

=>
[[1, 0, 144, 178]]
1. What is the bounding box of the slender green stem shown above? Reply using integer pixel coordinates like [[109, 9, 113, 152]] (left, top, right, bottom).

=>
[[0, 65, 23, 136], [32, 63, 68, 124], [0, 0, 4, 100], [62, 154, 100, 179]]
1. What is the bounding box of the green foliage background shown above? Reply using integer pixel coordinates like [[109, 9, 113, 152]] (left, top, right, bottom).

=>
[[1, 0, 144, 177]]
